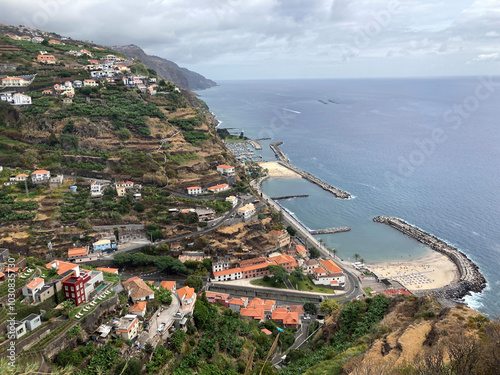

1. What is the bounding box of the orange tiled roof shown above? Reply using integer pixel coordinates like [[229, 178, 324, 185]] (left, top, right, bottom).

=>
[[205, 291, 230, 300], [296, 245, 307, 253], [130, 301, 147, 312], [229, 297, 247, 306], [122, 277, 154, 301], [27, 277, 44, 289], [5, 267, 19, 272], [45, 260, 78, 275], [217, 164, 234, 169], [214, 267, 242, 277], [96, 267, 119, 274], [68, 247, 88, 258], [320, 259, 343, 274], [312, 267, 327, 275], [32, 169, 49, 174], [240, 307, 265, 320], [187, 186, 201, 190], [289, 305, 305, 314], [159, 281, 176, 291], [208, 183, 229, 190], [261, 328, 272, 335], [177, 286, 195, 300]]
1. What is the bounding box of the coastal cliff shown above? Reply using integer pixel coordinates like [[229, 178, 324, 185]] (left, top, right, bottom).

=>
[[373, 216, 486, 300]]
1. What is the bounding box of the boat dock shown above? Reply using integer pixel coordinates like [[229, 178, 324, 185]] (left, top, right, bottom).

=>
[[270, 141, 290, 163], [310, 227, 351, 235], [248, 140, 262, 150]]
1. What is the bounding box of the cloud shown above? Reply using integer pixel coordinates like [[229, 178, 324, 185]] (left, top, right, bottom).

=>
[[0, 0, 499, 78], [473, 52, 500, 61]]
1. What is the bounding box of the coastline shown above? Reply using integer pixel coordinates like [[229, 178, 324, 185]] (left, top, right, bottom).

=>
[[258, 161, 302, 178], [373, 216, 487, 300]]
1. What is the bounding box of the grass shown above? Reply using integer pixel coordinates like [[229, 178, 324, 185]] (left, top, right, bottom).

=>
[[363, 287, 373, 296], [224, 135, 246, 142], [250, 278, 287, 289], [289, 276, 336, 294]]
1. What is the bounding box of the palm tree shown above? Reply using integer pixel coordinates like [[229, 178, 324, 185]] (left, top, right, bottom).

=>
[[360, 258, 365, 265], [332, 248, 338, 259], [62, 299, 74, 318], [353, 253, 361, 262]]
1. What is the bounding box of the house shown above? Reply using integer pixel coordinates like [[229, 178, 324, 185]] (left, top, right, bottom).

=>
[[83, 79, 98, 87], [310, 259, 345, 288], [212, 267, 243, 282], [115, 314, 139, 340], [116, 181, 134, 190], [31, 170, 50, 183], [1, 77, 30, 87], [122, 276, 154, 302], [34, 283, 55, 304], [159, 281, 176, 292], [45, 260, 79, 276], [268, 230, 291, 248], [48, 39, 63, 45], [12, 173, 28, 182], [295, 245, 307, 258], [32, 37, 44, 43], [42, 89, 53, 95], [268, 254, 298, 273], [248, 298, 276, 314], [228, 297, 248, 312], [303, 259, 320, 273], [63, 275, 88, 306], [207, 183, 229, 193], [12, 93, 31, 106], [176, 286, 196, 312], [240, 307, 265, 320], [195, 208, 216, 221], [237, 203, 255, 220], [205, 291, 230, 307], [93, 239, 116, 252], [12, 321, 27, 340], [96, 267, 119, 275], [271, 309, 300, 328], [225, 195, 237, 207], [67, 247, 88, 260], [212, 258, 231, 273], [130, 301, 147, 317], [186, 186, 202, 195], [216, 164, 235, 176], [19, 35, 31, 41], [261, 328, 272, 336], [73, 80, 83, 88], [37, 54, 56, 64], [289, 305, 305, 317], [90, 181, 103, 197], [22, 314, 41, 331], [22, 277, 45, 302]]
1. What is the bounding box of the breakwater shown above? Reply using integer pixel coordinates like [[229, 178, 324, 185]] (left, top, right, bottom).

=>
[[271, 194, 309, 200], [373, 216, 486, 300], [310, 227, 351, 235], [270, 142, 351, 199]]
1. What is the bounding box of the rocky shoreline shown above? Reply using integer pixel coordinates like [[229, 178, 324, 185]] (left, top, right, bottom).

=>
[[373, 216, 487, 301]]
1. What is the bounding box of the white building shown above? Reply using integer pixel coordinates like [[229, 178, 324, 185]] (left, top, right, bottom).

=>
[[90, 181, 102, 197], [22, 314, 41, 331], [225, 195, 237, 207], [22, 277, 45, 302], [12, 93, 32, 106], [207, 183, 229, 193], [216, 164, 235, 176], [31, 170, 50, 183], [237, 203, 255, 220], [186, 186, 202, 195]]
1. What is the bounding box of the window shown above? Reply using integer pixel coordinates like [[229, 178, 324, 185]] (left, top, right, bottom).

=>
[[71, 287, 74, 291], [65, 292, 69, 297], [71, 293, 75, 298]]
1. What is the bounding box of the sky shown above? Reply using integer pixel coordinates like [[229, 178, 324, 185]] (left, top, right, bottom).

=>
[[1, 0, 499, 80]]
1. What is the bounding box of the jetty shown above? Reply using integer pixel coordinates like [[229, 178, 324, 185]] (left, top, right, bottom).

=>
[[270, 142, 351, 199], [248, 139, 262, 150], [271, 194, 309, 200], [310, 227, 351, 235], [373, 216, 486, 300]]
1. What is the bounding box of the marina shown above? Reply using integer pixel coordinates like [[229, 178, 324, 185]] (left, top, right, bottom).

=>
[[224, 141, 262, 162]]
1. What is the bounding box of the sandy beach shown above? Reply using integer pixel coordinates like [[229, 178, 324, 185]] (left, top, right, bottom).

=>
[[259, 161, 302, 178], [368, 251, 459, 291]]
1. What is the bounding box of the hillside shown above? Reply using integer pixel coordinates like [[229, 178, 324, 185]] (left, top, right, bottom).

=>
[[112, 44, 217, 90], [0, 25, 234, 256]]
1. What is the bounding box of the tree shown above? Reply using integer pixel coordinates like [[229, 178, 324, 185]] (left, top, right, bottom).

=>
[[331, 248, 338, 259], [62, 299, 75, 317], [193, 300, 209, 329], [286, 226, 297, 236], [360, 258, 365, 265], [290, 267, 306, 282], [303, 302, 317, 315], [267, 265, 288, 284], [353, 253, 361, 262], [319, 299, 341, 315], [155, 286, 172, 305], [184, 275, 204, 293], [309, 247, 320, 259]]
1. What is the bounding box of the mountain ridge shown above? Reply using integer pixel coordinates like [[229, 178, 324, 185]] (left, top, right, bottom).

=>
[[111, 44, 216, 91]]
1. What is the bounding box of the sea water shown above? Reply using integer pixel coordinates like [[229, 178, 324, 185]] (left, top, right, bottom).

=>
[[197, 77, 500, 317]]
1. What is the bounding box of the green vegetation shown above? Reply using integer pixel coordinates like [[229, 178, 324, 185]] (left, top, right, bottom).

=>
[[113, 252, 187, 274], [184, 275, 204, 292], [250, 277, 287, 289]]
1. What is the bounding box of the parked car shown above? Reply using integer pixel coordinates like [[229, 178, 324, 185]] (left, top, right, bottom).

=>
[[158, 323, 165, 332]]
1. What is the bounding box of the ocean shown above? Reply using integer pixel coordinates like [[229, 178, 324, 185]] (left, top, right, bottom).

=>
[[196, 77, 500, 317]]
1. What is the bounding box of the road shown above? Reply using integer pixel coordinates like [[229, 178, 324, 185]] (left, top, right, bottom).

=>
[[250, 177, 362, 302]]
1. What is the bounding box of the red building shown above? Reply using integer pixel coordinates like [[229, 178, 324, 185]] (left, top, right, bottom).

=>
[[62, 273, 90, 306]]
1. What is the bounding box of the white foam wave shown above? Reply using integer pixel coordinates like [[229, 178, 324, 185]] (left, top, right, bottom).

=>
[[463, 292, 485, 311]]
